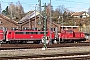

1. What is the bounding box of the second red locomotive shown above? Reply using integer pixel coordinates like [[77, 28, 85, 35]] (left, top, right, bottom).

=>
[[58, 30, 86, 42], [58, 26, 86, 42]]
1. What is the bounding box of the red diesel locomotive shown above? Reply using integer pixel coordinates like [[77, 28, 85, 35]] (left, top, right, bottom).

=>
[[58, 30, 86, 42], [58, 26, 86, 42], [5, 30, 55, 43]]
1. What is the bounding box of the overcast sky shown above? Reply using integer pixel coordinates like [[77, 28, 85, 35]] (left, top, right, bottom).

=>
[[0, 0, 90, 12]]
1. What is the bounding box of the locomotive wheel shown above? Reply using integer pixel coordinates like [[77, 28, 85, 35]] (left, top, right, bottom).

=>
[[53, 40, 57, 44], [6, 41, 10, 44], [34, 41, 40, 44], [20, 41, 27, 44]]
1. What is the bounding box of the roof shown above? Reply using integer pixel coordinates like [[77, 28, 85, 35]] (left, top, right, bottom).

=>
[[71, 11, 86, 16], [0, 14, 18, 25], [18, 11, 42, 23], [60, 26, 79, 27]]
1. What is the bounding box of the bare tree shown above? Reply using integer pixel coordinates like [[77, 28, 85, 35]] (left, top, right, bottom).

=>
[[7, 1, 25, 21], [8, 2, 16, 19], [57, 5, 66, 15], [16, 1, 24, 20], [51, 5, 70, 24], [46, 3, 51, 17], [51, 5, 66, 23]]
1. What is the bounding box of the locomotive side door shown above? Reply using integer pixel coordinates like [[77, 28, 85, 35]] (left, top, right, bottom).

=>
[[10, 31, 15, 40]]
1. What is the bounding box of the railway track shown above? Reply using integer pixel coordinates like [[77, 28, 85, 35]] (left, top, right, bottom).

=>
[[0, 42, 90, 50], [0, 42, 90, 60], [1, 51, 90, 60]]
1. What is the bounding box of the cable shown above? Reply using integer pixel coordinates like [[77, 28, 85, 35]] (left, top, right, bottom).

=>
[[1, 1, 35, 6], [56, 0, 90, 4]]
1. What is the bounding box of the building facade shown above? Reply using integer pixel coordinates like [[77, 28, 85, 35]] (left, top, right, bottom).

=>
[[0, 14, 19, 30]]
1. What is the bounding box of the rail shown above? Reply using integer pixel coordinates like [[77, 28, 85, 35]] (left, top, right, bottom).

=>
[[1, 52, 90, 60], [0, 42, 90, 50]]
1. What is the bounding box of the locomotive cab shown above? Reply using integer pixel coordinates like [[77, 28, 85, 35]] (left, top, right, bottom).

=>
[[0, 30, 4, 43], [58, 29, 86, 43]]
